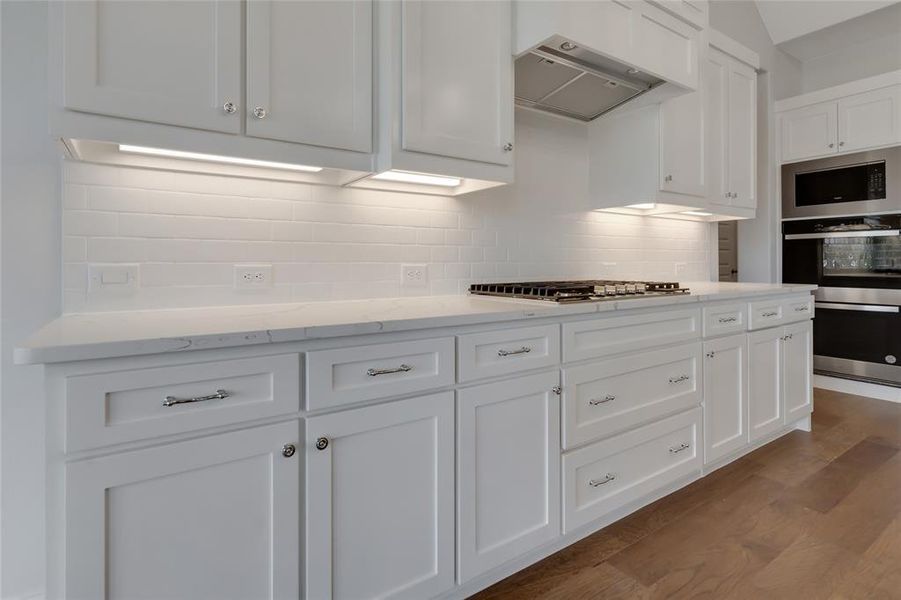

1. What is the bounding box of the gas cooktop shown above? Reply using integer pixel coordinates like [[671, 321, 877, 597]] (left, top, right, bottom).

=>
[[469, 280, 690, 303]]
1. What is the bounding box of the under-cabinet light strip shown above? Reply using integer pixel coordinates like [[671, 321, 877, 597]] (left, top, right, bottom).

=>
[[118, 144, 323, 173]]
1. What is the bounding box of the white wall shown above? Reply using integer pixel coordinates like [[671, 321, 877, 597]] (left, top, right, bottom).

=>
[[0, 2, 60, 598], [62, 110, 710, 313], [709, 0, 803, 284], [800, 32, 901, 93]]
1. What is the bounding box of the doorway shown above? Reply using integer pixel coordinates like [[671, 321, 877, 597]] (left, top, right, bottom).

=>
[[718, 221, 738, 282]]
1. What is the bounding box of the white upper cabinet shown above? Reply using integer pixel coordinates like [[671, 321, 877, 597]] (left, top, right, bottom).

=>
[[246, 0, 372, 152], [65, 422, 299, 600], [634, 3, 701, 90], [777, 72, 901, 164], [401, 1, 513, 166], [727, 61, 757, 208], [706, 39, 758, 212], [780, 101, 839, 163], [659, 82, 706, 197], [647, 0, 709, 28], [304, 392, 455, 600], [63, 0, 241, 133], [837, 86, 901, 154]]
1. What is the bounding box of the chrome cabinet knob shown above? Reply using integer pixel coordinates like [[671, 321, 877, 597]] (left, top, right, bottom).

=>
[[551, 386, 562, 396], [664, 174, 673, 182], [503, 142, 513, 152], [315, 437, 329, 451], [828, 143, 835, 148], [282, 444, 296, 458], [222, 101, 237, 114], [253, 106, 268, 119], [706, 351, 715, 358], [839, 141, 845, 147]]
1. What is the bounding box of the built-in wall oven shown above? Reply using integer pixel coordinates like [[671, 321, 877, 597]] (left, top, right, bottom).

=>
[[782, 148, 901, 386], [783, 213, 900, 386]]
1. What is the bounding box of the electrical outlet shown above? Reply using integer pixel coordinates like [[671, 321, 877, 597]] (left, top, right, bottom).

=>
[[88, 264, 139, 293], [675, 262, 688, 277], [235, 264, 273, 289], [401, 264, 429, 287]]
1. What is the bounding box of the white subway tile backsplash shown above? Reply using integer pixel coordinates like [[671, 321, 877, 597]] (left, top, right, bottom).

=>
[[61, 161, 712, 312]]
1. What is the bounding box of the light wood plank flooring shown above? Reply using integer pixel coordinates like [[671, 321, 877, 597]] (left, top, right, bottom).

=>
[[473, 389, 901, 600]]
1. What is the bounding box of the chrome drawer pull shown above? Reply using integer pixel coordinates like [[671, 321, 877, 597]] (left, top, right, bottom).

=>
[[589, 395, 616, 406], [669, 443, 690, 454], [718, 316, 738, 323], [762, 311, 778, 317], [668, 374, 690, 384], [794, 306, 808, 312], [589, 473, 616, 487], [497, 346, 532, 357], [163, 389, 229, 407], [781, 333, 794, 341], [366, 364, 413, 377]]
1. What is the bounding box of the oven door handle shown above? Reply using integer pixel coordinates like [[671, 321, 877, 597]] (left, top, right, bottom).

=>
[[784, 229, 900, 240], [815, 302, 900, 313]]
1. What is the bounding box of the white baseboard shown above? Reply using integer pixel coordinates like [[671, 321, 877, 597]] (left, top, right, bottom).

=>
[[814, 374, 901, 403]]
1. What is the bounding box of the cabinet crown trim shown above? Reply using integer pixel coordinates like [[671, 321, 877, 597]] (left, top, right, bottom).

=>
[[775, 69, 901, 113], [708, 29, 760, 71]]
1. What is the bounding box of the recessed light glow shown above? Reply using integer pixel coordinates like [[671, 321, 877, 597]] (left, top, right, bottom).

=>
[[371, 170, 462, 187], [681, 211, 713, 217], [626, 203, 656, 210], [118, 144, 323, 173]]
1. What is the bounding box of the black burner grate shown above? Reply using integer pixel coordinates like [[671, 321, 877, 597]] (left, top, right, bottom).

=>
[[468, 280, 689, 302]]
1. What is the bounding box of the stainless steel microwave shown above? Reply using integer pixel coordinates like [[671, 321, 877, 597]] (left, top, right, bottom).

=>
[[782, 147, 901, 219]]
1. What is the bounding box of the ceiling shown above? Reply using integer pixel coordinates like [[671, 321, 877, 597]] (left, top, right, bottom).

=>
[[754, 0, 898, 45]]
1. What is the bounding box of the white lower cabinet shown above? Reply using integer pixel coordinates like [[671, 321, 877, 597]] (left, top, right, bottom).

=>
[[563, 408, 701, 533], [748, 327, 784, 442], [65, 421, 300, 600], [784, 320, 814, 422], [702, 333, 749, 464], [457, 372, 561, 583], [304, 392, 455, 600]]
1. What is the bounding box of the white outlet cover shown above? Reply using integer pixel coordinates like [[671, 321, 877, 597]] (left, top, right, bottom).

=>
[[234, 264, 273, 289], [401, 264, 429, 287], [89, 264, 139, 293]]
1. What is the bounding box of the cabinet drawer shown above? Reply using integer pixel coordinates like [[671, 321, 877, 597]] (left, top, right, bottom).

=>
[[562, 408, 701, 533], [306, 338, 454, 410], [457, 325, 560, 382], [782, 295, 814, 324], [748, 298, 784, 330], [66, 354, 301, 452], [563, 308, 701, 362], [562, 343, 701, 449], [703, 303, 748, 337]]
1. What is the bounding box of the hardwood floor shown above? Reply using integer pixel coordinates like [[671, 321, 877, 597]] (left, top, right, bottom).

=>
[[472, 389, 901, 600]]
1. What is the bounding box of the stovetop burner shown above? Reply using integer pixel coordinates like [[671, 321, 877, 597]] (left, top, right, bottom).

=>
[[469, 280, 690, 303]]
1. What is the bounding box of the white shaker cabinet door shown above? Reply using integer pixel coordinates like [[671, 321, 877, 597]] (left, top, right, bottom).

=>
[[780, 101, 838, 163], [748, 327, 783, 442], [457, 372, 561, 583], [401, 0, 513, 165], [702, 333, 749, 464], [783, 320, 814, 422], [62, 0, 241, 133], [727, 61, 757, 209], [246, 0, 373, 152], [659, 85, 706, 198], [705, 47, 730, 207], [305, 392, 455, 600], [65, 421, 300, 600], [837, 85, 901, 154]]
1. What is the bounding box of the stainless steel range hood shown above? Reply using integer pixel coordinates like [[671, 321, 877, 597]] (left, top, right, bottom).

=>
[[514, 41, 665, 122]]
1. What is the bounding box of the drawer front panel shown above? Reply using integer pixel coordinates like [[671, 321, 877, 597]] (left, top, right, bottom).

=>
[[562, 343, 701, 449], [748, 298, 784, 330], [67, 354, 301, 452], [306, 338, 454, 410], [782, 295, 814, 324], [563, 308, 701, 362], [563, 408, 701, 533], [703, 303, 748, 337], [457, 325, 560, 382]]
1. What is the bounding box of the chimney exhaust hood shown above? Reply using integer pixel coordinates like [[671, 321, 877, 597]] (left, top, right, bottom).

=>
[[515, 38, 666, 122]]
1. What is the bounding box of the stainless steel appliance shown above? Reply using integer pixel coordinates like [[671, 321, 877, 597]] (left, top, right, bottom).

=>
[[469, 280, 688, 302], [782, 147, 900, 219], [782, 213, 900, 386]]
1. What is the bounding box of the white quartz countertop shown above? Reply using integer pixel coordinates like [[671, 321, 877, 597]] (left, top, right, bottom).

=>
[[16, 282, 816, 364]]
